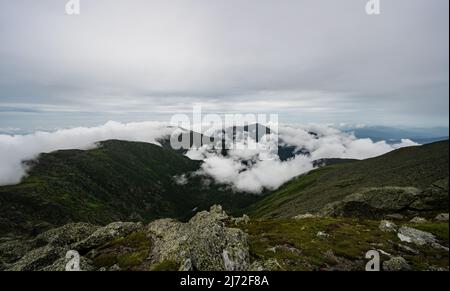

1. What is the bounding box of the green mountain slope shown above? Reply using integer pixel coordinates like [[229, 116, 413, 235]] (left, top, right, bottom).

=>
[[0, 140, 258, 236], [246, 140, 449, 219]]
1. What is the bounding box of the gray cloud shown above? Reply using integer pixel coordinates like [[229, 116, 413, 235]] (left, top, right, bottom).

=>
[[0, 0, 448, 128]]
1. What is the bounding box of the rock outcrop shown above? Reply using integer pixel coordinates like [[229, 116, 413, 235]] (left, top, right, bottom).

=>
[[397, 226, 448, 251], [409, 217, 428, 224], [379, 220, 398, 232], [435, 213, 449, 221], [35, 223, 101, 248], [4, 221, 142, 271], [383, 256, 411, 271], [293, 213, 317, 220], [320, 184, 448, 219], [1, 205, 250, 271], [73, 222, 143, 252], [1, 204, 447, 272], [146, 205, 250, 271]]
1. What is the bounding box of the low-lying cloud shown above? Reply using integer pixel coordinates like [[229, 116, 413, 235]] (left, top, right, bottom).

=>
[[0, 121, 418, 192], [0, 121, 173, 185], [278, 124, 418, 160], [186, 124, 418, 193]]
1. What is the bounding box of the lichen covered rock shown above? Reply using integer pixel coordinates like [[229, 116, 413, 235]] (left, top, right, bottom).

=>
[[435, 213, 449, 221], [147, 205, 250, 271], [293, 213, 317, 220], [35, 222, 100, 248], [409, 217, 428, 224], [73, 222, 143, 252], [383, 256, 411, 271], [8, 245, 66, 271], [320, 187, 422, 218], [379, 220, 397, 232], [397, 226, 435, 246]]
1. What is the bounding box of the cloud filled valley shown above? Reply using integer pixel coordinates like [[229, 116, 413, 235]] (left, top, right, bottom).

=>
[[0, 121, 418, 192], [185, 124, 418, 193]]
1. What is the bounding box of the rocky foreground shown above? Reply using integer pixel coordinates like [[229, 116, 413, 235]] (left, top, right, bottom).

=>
[[0, 205, 448, 271], [0, 205, 250, 271]]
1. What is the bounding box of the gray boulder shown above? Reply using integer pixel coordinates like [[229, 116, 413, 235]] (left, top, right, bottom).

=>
[[293, 213, 317, 220], [320, 187, 421, 218], [409, 217, 428, 224], [379, 220, 398, 232], [409, 179, 448, 211], [147, 205, 250, 271], [383, 256, 411, 271], [320, 181, 448, 218], [316, 231, 330, 238], [397, 226, 435, 246], [435, 213, 449, 221], [231, 214, 250, 224]]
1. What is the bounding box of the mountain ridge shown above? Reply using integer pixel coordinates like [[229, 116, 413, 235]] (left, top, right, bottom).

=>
[[0, 139, 258, 237], [245, 140, 449, 219]]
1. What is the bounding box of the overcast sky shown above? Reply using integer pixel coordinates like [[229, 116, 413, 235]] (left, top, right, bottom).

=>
[[0, 0, 448, 132]]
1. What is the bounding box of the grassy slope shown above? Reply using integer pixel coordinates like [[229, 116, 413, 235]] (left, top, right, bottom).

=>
[[0, 140, 257, 236], [236, 218, 449, 271], [85, 217, 448, 271], [246, 141, 449, 218]]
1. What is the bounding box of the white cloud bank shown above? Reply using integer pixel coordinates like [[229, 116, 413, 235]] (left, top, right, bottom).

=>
[[0, 121, 418, 192], [0, 121, 173, 185], [187, 124, 419, 193], [278, 124, 418, 160]]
